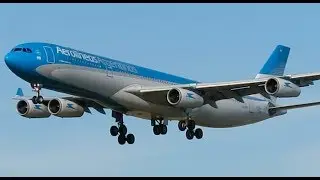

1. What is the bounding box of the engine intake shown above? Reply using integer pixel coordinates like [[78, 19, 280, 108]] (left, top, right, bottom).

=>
[[265, 77, 301, 98], [16, 100, 51, 118], [167, 88, 204, 108], [48, 98, 84, 118]]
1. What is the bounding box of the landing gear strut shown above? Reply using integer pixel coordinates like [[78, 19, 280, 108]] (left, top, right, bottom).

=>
[[31, 83, 44, 104], [109, 111, 135, 145], [151, 117, 168, 135], [178, 119, 203, 140]]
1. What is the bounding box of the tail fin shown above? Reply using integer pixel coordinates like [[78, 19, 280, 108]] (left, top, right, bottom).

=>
[[255, 45, 290, 79], [16, 88, 24, 96]]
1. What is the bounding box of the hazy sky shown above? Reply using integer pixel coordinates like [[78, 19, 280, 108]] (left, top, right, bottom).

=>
[[1, 3, 320, 177]]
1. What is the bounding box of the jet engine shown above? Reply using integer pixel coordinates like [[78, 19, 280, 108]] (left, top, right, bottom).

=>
[[16, 99, 51, 118], [265, 77, 301, 98], [48, 98, 84, 118], [166, 88, 204, 108]]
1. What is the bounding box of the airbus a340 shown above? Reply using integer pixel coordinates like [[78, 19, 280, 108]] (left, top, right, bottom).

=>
[[5, 43, 320, 145]]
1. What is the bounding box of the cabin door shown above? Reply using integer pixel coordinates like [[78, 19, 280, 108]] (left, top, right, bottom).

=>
[[43, 46, 56, 64]]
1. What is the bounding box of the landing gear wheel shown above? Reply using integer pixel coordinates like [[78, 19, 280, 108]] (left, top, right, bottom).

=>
[[126, 134, 135, 144], [32, 96, 37, 104], [153, 125, 161, 135], [160, 125, 167, 135], [36, 96, 44, 104], [110, 126, 119, 136], [195, 128, 203, 139], [119, 125, 127, 135], [178, 121, 186, 131], [118, 134, 126, 145], [186, 129, 194, 140], [187, 120, 196, 130]]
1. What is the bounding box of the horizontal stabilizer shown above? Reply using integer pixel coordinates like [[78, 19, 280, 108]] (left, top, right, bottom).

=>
[[269, 101, 320, 111], [16, 88, 24, 96]]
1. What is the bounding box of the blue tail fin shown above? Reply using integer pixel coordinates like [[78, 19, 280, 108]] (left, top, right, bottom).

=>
[[256, 45, 290, 78], [16, 88, 24, 96]]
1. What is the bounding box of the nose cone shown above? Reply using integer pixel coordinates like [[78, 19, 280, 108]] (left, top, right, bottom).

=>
[[4, 51, 40, 82], [4, 54, 9, 62], [4, 52, 29, 76], [5, 53, 13, 68], [4, 52, 18, 70]]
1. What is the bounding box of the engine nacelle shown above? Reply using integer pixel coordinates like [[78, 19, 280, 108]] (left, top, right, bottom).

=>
[[166, 88, 204, 108], [16, 100, 51, 118], [265, 77, 301, 98], [48, 98, 84, 118]]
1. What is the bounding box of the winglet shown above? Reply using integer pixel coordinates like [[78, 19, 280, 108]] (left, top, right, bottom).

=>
[[16, 88, 24, 97]]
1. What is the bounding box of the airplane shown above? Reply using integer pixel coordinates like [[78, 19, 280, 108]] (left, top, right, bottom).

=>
[[5, 42, 320, 145]]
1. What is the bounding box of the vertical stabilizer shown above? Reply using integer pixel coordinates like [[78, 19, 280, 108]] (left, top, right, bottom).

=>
[[256, 45, 290, 79]]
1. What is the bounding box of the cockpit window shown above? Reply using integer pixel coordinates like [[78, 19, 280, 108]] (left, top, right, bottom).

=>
[[13, 48, 22, 52], [26, 48, 32, 53], [11, 47, 32, 53]]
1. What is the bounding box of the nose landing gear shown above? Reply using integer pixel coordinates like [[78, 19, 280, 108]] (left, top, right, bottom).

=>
[[31, 83, 44, 104]]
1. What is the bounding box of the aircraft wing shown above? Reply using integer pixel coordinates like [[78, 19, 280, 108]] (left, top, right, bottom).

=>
[[13, 88, 106, 114], [282, 72, 320, 87], [127, 72, 320, 105], [269, 101, 320, 111]]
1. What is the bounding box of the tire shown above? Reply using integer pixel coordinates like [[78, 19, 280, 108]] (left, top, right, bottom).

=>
[[178, 121, 186, 131], [195, 128, 203, 139], [153, 125, 161, 135], [186, 129, 194, 140], [32, 96, 37, 104], [160, 125, 167, 135], [110, 126, 118, 136], [187, 120, 196, 130], [37, 96, 44, 104], [119, 125, 127, 135], [126, 134, 135, 144], [118, 134, 126, 145]]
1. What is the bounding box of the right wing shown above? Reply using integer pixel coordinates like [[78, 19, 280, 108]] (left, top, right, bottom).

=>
[[126, 72, 320, 105]]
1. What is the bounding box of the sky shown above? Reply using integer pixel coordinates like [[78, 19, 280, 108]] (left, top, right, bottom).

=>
[[1, 3, 320, 177]]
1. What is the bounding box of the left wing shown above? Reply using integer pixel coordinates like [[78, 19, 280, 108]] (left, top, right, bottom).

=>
[[126, 72, 320, 104], [13, 88, 106, 115]]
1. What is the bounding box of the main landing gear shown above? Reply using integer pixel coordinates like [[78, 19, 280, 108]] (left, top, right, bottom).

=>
[[178, 119, 203, 140], [31, 83, 44, 104], [109, 111, 135, 145], [151, 117, 168, 136]]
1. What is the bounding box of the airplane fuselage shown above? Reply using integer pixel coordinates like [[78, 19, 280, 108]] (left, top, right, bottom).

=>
[[5, 42, 278, 128]]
